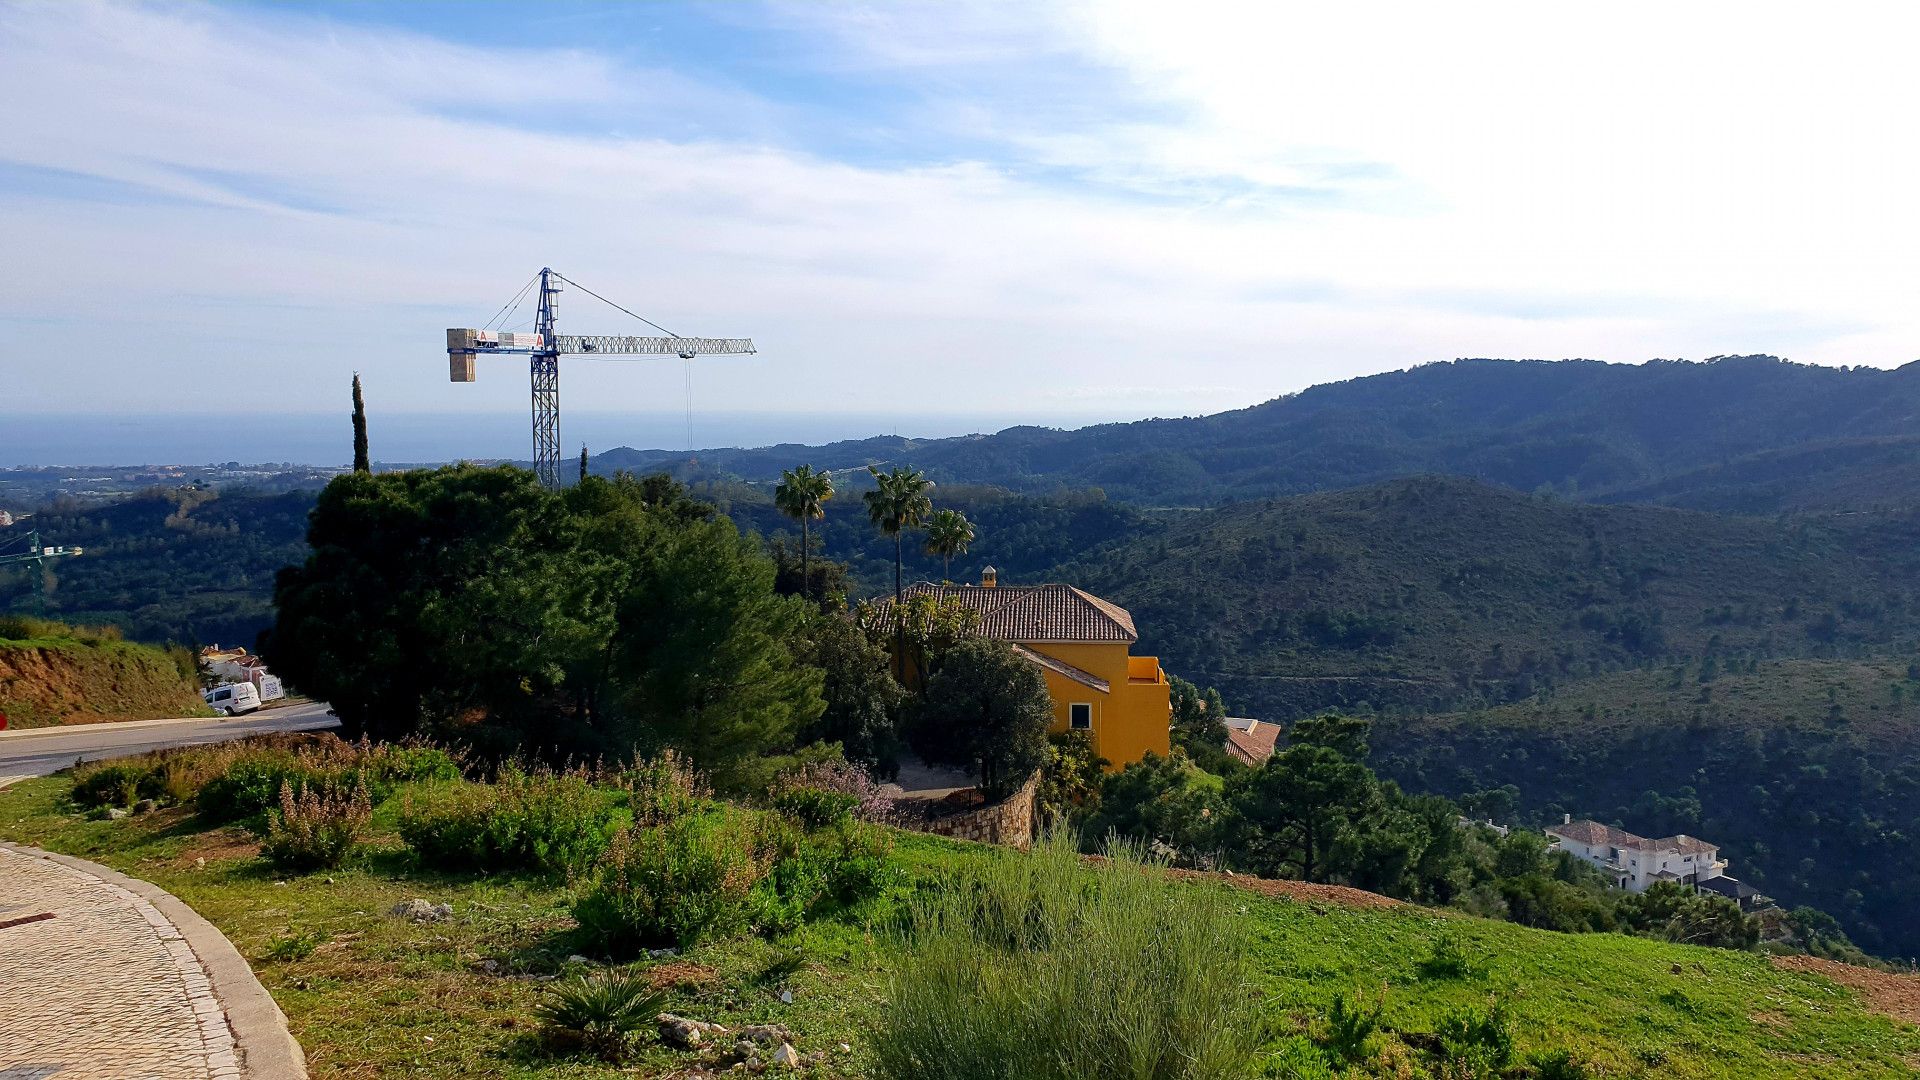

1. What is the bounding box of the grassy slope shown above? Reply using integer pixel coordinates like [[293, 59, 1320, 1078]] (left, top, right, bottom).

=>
[[0, 634, 209, 727], [2, 776, 1916, 1079]]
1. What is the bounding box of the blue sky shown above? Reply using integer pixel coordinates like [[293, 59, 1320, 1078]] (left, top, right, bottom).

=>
[[3, 0, 1917, 441]]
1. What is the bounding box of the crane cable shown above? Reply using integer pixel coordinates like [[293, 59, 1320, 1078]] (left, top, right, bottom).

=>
[[552, 273, 682, 339], [481, 272, 539, 332], [555, 272, 700, 453]]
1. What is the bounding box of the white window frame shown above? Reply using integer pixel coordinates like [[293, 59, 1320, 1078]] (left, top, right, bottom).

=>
[[1069, 702, 1093, 730]]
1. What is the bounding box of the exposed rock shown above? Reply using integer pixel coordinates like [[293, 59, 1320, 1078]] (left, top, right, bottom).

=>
[[771, 1042, 800, 1068], [778, 989, 794, 1004], [648, 946, 680, 959], [737, 1024, 794, 1047], [388, 899, 452, 922], [105, 807, 129, 820], [565, 954, 591, 965], [658, 1012, 729, 1049]]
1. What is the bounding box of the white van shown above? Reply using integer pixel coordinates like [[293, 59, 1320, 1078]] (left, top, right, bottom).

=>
[[204, 682, 262, 716]]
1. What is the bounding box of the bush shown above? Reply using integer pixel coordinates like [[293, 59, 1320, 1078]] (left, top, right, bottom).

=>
[[772, 757, 892, 822], [752, 815, 893, 934], [536, 969, 666, 1064], [198, 739, 459, 824], [71, 763, 157, 809], [399, 769, 618, 876], [1322, 990, 1381, 1064], [1529, 1049, 1590, 1080], [769, 786, 859, 830], [871, 832, 1258, 1080], [261, 778, 372, 871], [1417, 934, 1474, 980], [1437, 1001, 1514, 1077], [573, 814, 768, 954], [622, 749, 710, 827]]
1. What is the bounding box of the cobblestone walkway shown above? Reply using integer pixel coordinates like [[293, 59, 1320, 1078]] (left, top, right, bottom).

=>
[[0, 847, 238, 1080]]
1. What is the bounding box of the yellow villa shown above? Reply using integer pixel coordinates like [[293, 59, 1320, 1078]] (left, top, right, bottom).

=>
[[887, 567, 1172, 769]]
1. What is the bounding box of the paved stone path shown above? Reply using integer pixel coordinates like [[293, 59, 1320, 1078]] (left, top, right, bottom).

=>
[[0, 847, 241, 1080]]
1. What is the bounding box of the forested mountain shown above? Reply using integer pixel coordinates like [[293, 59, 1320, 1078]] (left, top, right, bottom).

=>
[[0, 488, 311, 647], [599, 355, 1920, 509]]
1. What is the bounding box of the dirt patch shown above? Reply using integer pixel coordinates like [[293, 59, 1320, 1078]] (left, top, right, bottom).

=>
[[1168, 867, 1404, 910], [1773, 954, 1920, 1025], [1075, 854, 1402, 910], [170, 828, 261, 868], [649, 961, 719, 992]]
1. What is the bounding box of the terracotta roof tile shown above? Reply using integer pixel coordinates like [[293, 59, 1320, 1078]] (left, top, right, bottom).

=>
[[880, 582, 1139, 643], [1225, 721, 1280, 765]]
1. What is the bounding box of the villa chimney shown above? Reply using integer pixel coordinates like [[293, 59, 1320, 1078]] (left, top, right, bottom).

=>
[[1563, 813, 1572, 825], [981, 565, 998, 588]]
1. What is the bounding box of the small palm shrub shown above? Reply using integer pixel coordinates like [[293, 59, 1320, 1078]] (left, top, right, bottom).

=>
[[261, 778, 372, 871], [399, 768, 618, 875], [536, 969, 665, 1063], [871, 831, 1259, 1080], [573, 813, 769, 954]]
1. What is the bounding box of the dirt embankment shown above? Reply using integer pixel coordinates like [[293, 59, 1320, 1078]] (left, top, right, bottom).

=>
[[1773, 954, 1920, 1025], [0, 640, 209, 728]]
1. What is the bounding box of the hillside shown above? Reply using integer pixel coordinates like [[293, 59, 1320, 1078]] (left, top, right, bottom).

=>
[[0, 487, 313, 648], [0, 618, 207, 727], [1058, 476, 1920, 718], [3, 773, 1918, 1078], [598, 356, 1920, 509]]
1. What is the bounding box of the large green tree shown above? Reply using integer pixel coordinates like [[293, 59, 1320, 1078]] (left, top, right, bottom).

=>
[[914, 637, 1051, 799], [1225, 714, 1384, 882], [264, 465, 821, 785], [795, 612, 906, 775], [774, 465, 834, 602]]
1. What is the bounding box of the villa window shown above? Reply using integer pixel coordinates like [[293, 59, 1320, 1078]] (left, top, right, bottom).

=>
[[1070, 703, 1092, 730]]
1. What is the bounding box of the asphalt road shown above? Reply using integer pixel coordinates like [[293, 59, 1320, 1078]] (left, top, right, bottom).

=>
[[0, 701, 340, 785]]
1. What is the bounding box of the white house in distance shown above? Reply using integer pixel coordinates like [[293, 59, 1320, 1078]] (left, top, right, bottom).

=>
[[1546, 817, 1732, 893]]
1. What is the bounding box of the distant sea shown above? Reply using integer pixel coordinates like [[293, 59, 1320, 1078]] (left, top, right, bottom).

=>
[[0, 410, 1128, 468]]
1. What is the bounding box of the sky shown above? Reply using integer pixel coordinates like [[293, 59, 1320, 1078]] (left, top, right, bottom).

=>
[[4, 0, 1919, 450]]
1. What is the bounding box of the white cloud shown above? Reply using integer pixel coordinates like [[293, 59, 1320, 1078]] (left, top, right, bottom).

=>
[[2, 0, 1915, 438]]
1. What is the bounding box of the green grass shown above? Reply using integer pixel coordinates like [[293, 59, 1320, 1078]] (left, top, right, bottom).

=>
[[3, 775, 1917, 1078]]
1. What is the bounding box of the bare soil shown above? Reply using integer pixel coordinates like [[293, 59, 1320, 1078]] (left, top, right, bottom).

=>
[[1774, 954, 1920, 1025]]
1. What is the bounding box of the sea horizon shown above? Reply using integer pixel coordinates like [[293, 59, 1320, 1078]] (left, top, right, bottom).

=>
[[0, 409, 1139, 469]]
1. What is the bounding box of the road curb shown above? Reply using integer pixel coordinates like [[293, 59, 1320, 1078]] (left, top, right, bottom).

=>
[[0, 842, 309, 1079], [0, 714, 229, 741]]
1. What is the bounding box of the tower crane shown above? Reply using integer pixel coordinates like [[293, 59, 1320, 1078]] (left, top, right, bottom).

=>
[[446, 268, 757, 488], [0, 530, 83, 614]]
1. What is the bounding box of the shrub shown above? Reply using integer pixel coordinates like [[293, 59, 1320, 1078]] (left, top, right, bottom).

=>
[[1417, 934, 1474, 980], [1437, 1001, 1514, 1077], [399, 769, 617, 876], [573, 814, 768, 954], [536, 969, 665, 1063], [1322, 990, 1381, 1064], [772, 757, 892, 822], [622, 749, 710, 827], [769, 786, 859, 830], [71, 763, 156, 809], [1529, 1049, 1590, 1080], [871, 832, 1259, 1080], [261, 778, 372, 871], [198, 738, 460, 824]]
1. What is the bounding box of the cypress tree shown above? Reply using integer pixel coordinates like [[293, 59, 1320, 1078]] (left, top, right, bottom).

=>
[[351, 373, 370, 473], [579, 444, 590, 483]]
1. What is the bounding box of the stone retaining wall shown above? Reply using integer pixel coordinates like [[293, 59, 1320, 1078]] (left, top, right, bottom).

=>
[[892, 773, 1038, 849]]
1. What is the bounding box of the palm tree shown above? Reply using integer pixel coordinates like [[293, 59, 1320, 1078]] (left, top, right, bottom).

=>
[[863, 465, 933, 600], [774, 465, 835, 598], [924, 508, 975, 583]]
